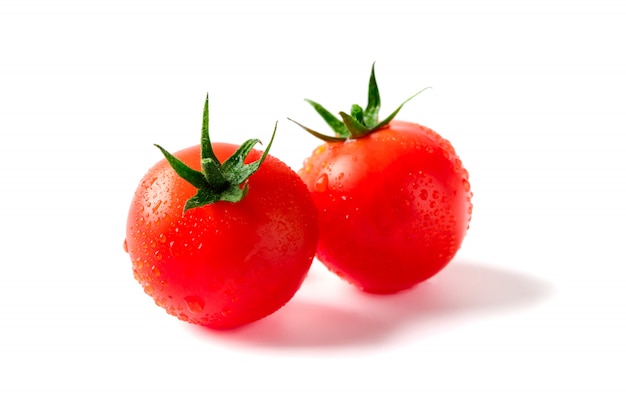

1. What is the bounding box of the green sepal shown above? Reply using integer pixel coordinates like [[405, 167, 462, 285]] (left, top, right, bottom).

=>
[[223, 122, 276, 184], [184, 189, 222, 211], [154, 144, 208, 189], [363, 63, 381, 128], [350, 104, 365, 125], [286, 118, 346, 142], [373, 87, 431, 131], [200, 93, 220, 167], [154, 96, 277, 212], [201, 157, 229, 190], [290, 62, 429, 142], [304, 99, 349, 138], [221, 138, 263, 181], [339, 111, 371, 138]]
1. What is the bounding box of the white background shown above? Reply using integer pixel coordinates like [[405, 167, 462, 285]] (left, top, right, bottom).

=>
[[1, 0, 625, 412]]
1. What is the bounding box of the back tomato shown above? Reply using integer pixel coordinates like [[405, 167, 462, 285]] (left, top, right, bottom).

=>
[[299, 120, 472, 294], [126, 143, 318, 329]]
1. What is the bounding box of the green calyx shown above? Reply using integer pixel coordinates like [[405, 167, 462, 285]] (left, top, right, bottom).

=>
[[155, 94, 276, 211], [289, 63, 430, 142]]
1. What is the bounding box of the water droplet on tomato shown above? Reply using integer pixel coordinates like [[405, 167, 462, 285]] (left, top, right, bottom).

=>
[[463, 179, 471, 192], [123, 239, 128, 253], [159, 233, 166, 243], [144, 283, 154, 295], [454, 158, 462, 171], [314, 174, 329, 192], [151, 265, 161, 277], [184, 296, 205, 314], [419, 189, 428, 200]]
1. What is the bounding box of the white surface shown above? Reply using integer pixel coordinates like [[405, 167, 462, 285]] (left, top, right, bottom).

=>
[[1, 0, 625, 412]]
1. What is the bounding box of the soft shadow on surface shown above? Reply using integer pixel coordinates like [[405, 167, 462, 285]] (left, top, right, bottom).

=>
[[190, 261, 554, 348], [206, 301, 391, 347]]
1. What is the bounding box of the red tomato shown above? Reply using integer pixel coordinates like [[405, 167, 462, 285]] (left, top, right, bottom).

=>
[[292, 65, 472, 293], [125, 99, 318, 329]]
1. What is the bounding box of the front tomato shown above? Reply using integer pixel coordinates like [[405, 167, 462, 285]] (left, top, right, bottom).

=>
[[125, 98, 318, 329]]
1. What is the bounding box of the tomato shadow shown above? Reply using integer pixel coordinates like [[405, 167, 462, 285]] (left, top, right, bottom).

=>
[[190, 260, 554, 348]]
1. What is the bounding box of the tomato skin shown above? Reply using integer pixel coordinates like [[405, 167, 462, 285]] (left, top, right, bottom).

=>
[[299, 120, 472, 293], [126, 143, 318, 329]]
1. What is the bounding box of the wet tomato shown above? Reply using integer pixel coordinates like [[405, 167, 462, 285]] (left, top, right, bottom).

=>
[[125, 97, 318, 329], [292, 65, 472, 293]]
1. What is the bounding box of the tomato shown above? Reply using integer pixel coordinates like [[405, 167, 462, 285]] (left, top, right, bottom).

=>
[[292, 65, 472, 294], [125, 97, 318, 329]]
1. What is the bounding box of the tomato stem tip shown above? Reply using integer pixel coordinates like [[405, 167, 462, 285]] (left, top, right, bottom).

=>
[[155, 96, 277, 211], [289, 62, 430, 142]]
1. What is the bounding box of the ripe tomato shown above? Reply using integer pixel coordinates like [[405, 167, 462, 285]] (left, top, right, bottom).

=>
[[125, 97, 318, 329], [292, 65, 472, 294]]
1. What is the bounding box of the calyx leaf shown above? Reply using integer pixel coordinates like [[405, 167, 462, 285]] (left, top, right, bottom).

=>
[[155, 94, 276, 211], [289, 62, 429, 141]]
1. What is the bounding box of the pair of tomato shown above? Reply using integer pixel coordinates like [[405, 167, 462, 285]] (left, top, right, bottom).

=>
[[125, 65, 473, 329]]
